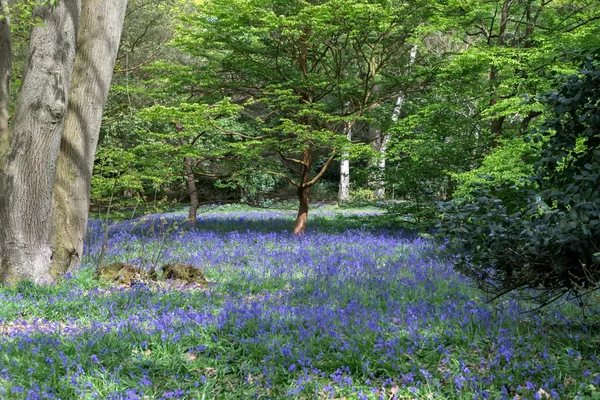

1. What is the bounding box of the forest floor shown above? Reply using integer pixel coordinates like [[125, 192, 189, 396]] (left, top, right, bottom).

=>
[[1, 206, 599, 399]]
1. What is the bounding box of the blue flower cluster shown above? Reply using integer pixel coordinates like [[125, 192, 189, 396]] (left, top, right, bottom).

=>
[[1, 209, 598, 399]]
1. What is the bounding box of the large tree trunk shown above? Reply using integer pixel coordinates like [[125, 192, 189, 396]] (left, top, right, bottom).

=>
[[0, 0, 11, 165], [0, 0, 80, 285], [338, 122, 352, 202], [50, 0, 127, 276]]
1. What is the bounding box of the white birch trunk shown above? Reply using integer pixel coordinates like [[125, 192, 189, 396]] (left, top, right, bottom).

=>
[[338, 122, 352, 202], [50, 0, 128, 275], [374, 46, 417, 200], [0, 0, 80, 284]]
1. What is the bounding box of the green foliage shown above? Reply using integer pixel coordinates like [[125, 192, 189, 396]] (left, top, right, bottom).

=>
[[92, 147, 144, 200], [92, 0, 209, 207], [451, 137, 542, 211], [171, 0, 432, 199], [382, 91, 480, 226], [441, 0, 599, 130], [439, 52, 600, 305], [453, 138, 540, 196], [93, 97, 243, 207], [91, 0, 600, 215], [349, 188, 376, 203], [239, 173, 278, 205], [383, 0, 599, 216]]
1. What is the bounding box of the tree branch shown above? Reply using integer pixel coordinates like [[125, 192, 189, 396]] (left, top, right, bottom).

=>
[[114, 37, 170, 73], [207, 120, 267, 140], [265, 170, 299, 187], [305, 151, 336, 187]]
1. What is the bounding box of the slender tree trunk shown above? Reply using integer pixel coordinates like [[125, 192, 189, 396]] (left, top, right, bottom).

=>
[[488, 66, 503, 147], [294, 185, 310, 235], [372, 128, 389, 200], [50, 0, 127, 276], [373, 46, 417, 200], [179, 138, 199, 227], [0, 0, 80, 285], [338, 122, 352, 202], [488, 0, 512, 147], [339, 157, 350, 202], [186, 162, 199, 227], [0, 0, 11, 166], [293, 149, 313, 235]]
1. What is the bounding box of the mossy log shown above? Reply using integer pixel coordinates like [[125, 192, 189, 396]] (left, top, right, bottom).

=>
[[95, 262, 147, 284], [160, 263, 208, 286]]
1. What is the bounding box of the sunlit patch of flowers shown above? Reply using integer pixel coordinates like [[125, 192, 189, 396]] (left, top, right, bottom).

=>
[[1, 208, 599, 399]]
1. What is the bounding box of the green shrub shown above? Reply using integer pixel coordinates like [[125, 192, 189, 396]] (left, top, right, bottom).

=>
[[452, 137, 542, 212], [438, 51, 600, 306]]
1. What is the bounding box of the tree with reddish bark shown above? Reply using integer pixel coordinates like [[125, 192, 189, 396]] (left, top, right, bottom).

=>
[[174, 0, 432, 234]]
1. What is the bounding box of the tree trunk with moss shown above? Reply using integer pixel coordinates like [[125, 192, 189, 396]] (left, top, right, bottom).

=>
[[0, 1, 80, 285], [0, 0, 127, 285], [50, 0, 128, 276]]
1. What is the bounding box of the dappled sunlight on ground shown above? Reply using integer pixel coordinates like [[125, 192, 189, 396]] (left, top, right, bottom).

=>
[[1, 208, 599, 399]]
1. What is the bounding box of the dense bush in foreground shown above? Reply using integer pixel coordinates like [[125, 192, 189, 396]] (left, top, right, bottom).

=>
[[439, 53, 600, 305], [1, 209, 599, 399]]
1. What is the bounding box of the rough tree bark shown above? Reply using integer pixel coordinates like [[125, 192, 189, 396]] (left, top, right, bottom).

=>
[[0, 0, 127, 284], [0, 0, 10, 160], [0, 0, 81, 284], [50, 0, 128, 276]]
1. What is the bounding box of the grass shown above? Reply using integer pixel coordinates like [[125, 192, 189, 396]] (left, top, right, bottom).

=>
[[1, 206, 599, 399]]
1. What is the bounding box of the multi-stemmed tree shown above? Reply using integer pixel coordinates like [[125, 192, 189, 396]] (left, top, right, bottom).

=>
[[0, 0, 127, 284]]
